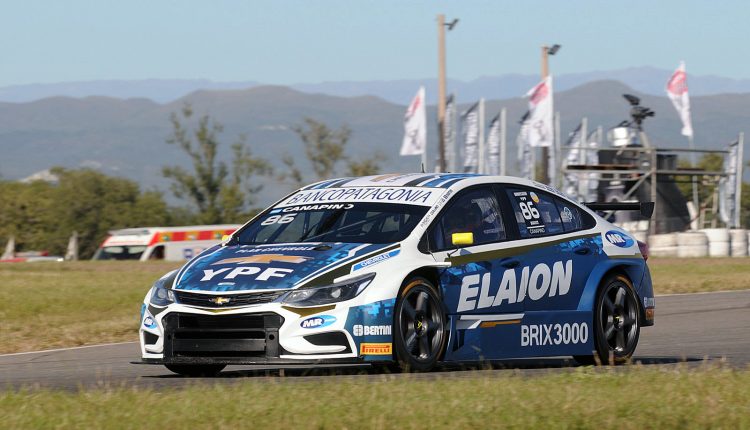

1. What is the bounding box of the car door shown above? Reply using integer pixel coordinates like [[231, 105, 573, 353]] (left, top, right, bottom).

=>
[[501, 186, 601, 312], [500, 186, 603, 356], [427, 185, 524, 360], [428, 186, 519, 314]]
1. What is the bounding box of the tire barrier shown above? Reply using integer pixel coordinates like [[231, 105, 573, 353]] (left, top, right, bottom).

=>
[[648, 233, 677, 248], [632, 231, 648, 243], [676, 232, 709, 258], [676, 232, 708, 246], [700, 228, 730, 257], [730, 229, 748, 257], [638, 230, 750, 258], [650, 246, 678, 257], [648, 233, 678, 257]]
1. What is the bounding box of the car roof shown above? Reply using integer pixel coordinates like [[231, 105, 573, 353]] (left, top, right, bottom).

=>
[[300, 173, 564, 195]]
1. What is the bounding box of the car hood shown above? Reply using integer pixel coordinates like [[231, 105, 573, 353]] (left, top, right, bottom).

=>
[[173, 242, 398, 293]]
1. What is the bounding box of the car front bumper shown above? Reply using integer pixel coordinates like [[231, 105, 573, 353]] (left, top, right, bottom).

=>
[[139, 297, 396, 365]]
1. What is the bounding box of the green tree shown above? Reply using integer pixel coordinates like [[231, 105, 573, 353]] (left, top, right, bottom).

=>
[[676, 153, 723, 206], [163, 105, 271, 224], [0, 180, 57, 254], [741, 183, 750, 228], [0, 168, 177, 258], [676, 154, 750, 228], [347, 152, 386, 176], [51, 168, 178, 258], [292, 118, 351, 180], [282, 118, 384, 186], [278, 154, 305, 189]]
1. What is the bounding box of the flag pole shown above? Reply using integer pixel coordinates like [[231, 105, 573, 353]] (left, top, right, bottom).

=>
[[735, 132, 744, 228], [540, 46, 549, 184], [539, 44, 560, 184], [448, 95, 456, 173], [688, 134, 699, 220], [500, 107, 507, 176], [437, 14, 447, 173], [478, 98, 485, 174], [553, 111, 561, 187], [579, 117, 588, 198]]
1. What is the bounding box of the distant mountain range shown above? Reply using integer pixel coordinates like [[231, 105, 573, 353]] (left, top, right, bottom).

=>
[[3, 67, 750, 105], [0, 80, 747, 207]]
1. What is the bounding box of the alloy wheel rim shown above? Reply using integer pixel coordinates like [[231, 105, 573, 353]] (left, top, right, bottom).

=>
[[399, 286, 444, 362], [600, 283, 638, 354]]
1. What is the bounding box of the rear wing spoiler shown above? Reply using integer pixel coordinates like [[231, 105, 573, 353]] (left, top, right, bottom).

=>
[[583, 201, 654, 219]]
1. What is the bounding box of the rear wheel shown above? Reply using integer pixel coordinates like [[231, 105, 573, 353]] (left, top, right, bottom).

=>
[[164, 364, 226, 377], [576, 274, 640, 365], [393, 277, 447, 372]]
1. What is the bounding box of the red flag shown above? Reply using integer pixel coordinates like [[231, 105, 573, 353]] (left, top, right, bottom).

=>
[[666, 61, 693, 137]]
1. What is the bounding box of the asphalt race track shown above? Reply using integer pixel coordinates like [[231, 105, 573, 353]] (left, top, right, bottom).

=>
[[2, 290, 749, 391]]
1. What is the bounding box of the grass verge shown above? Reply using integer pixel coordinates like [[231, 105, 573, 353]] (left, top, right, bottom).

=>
[[1, 258, 749, 353], [0, 261, 180, 354], [647, 257, 750, 294], [2, 366, 749, 429]]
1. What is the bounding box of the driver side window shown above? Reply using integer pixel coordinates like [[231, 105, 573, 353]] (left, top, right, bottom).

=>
[[429, 188, 506, 251]]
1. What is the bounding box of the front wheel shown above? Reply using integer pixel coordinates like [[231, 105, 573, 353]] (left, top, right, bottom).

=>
[[393, 277, 447, 372], [164, 364, 226, 377], [577, 274, 640, 365]]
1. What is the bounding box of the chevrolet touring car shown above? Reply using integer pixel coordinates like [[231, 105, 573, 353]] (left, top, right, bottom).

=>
[[138, 173, 655, 375]]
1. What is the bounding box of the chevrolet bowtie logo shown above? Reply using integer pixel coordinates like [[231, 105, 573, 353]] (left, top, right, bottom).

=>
[[212, 254, 310, 265], [210, 296, 231, 305]]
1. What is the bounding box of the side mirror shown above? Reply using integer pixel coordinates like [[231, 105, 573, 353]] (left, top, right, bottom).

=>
[[451, 232, 474, 247]]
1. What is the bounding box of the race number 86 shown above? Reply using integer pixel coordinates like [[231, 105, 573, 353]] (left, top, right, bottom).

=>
[[261, 214, 296, 225], [519, 201, 540, 220]]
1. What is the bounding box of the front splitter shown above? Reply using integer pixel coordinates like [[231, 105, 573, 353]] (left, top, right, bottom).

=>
[[133, 356, 372, 366]]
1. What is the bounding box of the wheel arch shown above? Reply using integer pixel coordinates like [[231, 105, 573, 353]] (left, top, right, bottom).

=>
[[392, 266, 450, 368], [398, 266, 442, 296], [578, 259, 647, 318]]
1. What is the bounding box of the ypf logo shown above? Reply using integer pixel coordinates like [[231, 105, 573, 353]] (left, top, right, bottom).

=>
[[605, 230, 634, 248]]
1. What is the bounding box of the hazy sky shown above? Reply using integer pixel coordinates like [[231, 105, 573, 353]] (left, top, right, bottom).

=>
[[3, 0, 749, 87]]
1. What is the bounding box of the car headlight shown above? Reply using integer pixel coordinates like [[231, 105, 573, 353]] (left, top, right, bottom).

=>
[[281, 273, 375, 307], [149, 270, 177, 306]]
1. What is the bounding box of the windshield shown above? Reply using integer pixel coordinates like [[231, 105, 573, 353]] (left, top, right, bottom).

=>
[[93, 245, 147, 260], [238, 202, 428, 244]]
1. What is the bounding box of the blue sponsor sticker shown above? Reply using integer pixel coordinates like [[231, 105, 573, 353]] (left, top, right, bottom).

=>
[[352, 249, 400, 271], [604, 230, 634, 248], [143, 314, 157, 329], [300, 315, 337, 329]]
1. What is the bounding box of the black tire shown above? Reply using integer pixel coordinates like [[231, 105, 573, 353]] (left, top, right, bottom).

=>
[[393, 277, 447, 372], [576, 274, 640, 365], [164, 364, 226, 377]]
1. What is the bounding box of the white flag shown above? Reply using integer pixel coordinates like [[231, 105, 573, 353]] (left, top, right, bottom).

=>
[[719, 140, 739, 227], [486, 114, 501, 175], [517, 112, 533, 179], [400, 86, 427, 156], [462, 102, 480, 173], [584, 134, 599, 202], [666, 61, 693, 137], [526, 76, 554, 147], [444, 94, 457, 171], [562, 123, 583, 198], [1, 236, 14, 260]]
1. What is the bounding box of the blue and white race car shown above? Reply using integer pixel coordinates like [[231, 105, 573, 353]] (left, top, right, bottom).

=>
[[139, 173, 655, 375]]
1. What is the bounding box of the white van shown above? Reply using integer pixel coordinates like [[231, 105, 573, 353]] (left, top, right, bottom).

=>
[[92, 225, 240, 261]]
